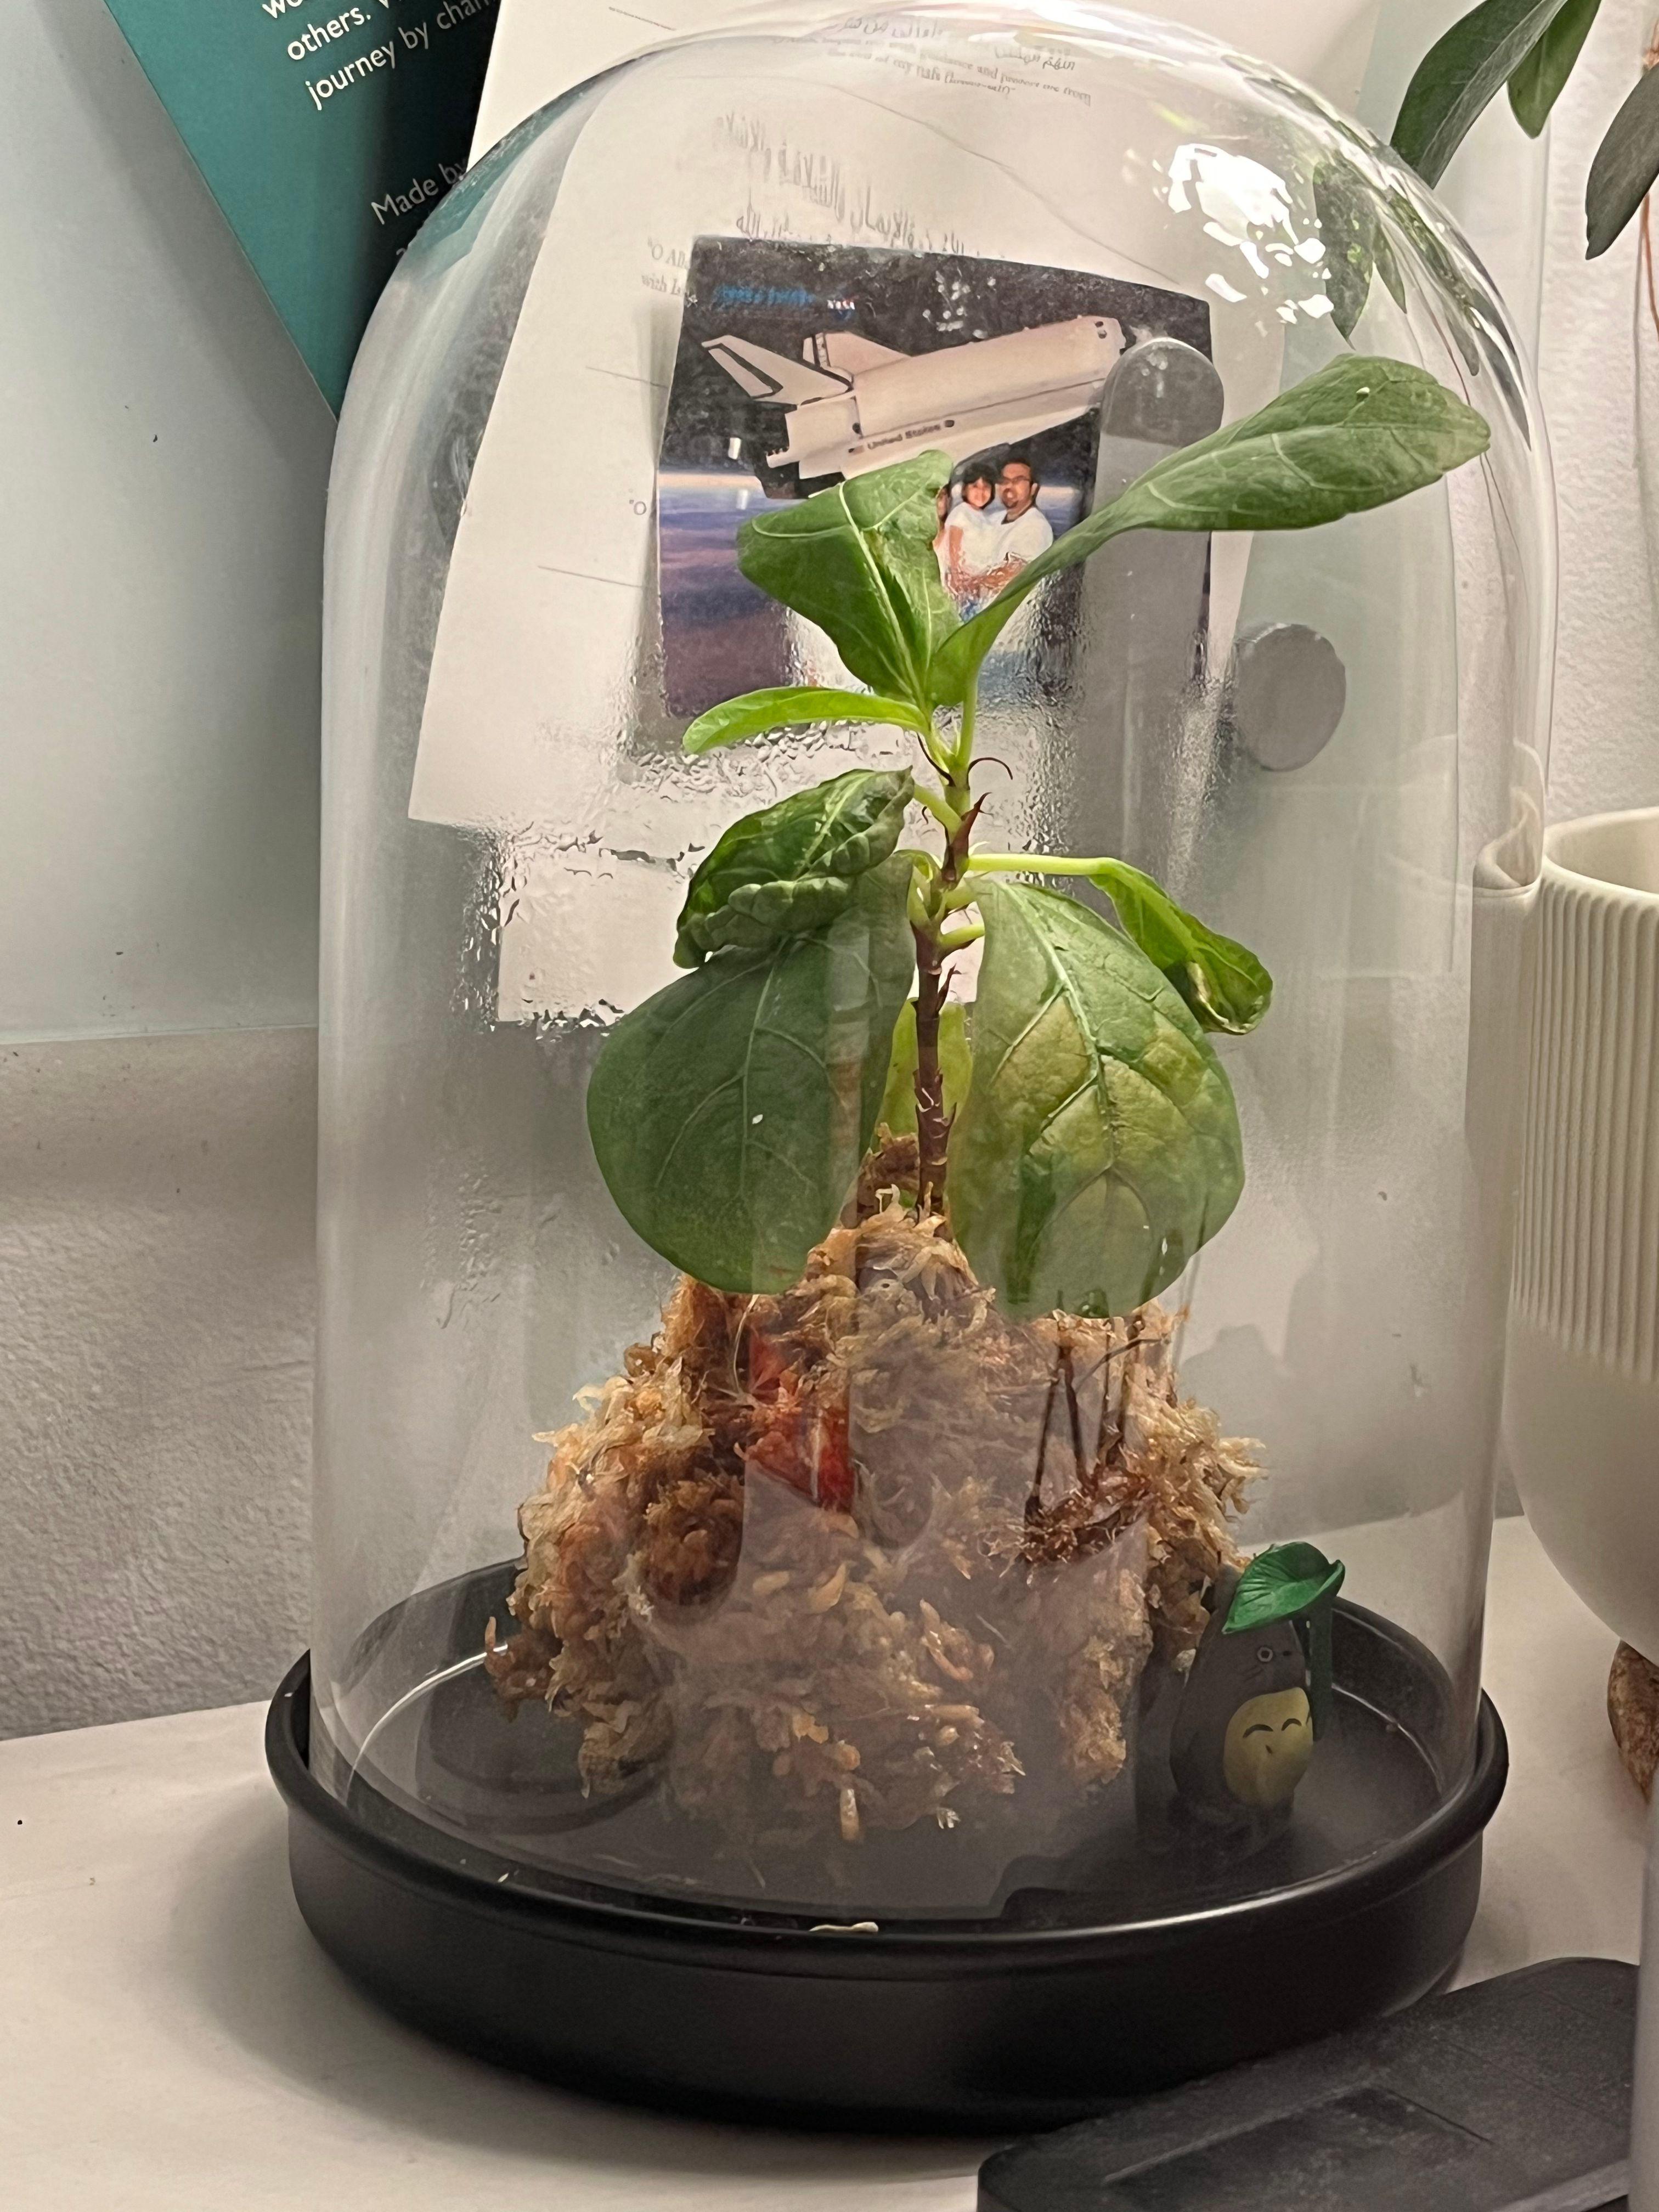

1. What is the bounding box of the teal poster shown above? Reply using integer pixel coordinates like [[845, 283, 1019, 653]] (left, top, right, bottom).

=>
[[104, 0, 499, 409]]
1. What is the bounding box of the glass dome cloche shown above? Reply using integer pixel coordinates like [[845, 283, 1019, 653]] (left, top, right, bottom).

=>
[[268, 0, 1552, 2126]]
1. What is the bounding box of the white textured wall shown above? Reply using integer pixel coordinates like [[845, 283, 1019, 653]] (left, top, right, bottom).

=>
[[2, 2, 1655, 1741], [0, 1031, 317, 1737], [0, 0, 327, 1736]]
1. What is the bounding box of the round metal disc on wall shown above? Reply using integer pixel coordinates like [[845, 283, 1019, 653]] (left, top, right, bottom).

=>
[[1229, 623, 1348, 771]]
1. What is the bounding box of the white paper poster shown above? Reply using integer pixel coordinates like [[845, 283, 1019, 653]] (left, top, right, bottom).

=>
[[470, 0, 1390, 167], [422, 7, 1378, 1019]]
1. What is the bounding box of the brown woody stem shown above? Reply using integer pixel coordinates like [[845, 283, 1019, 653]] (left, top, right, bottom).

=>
[[910, 751, 979, 1216], [912, 922, 950, 1212]]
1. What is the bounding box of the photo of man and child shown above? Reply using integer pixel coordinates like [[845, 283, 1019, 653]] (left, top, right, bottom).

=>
[[934, 454, 1052, 617], [656, 236, 1211, 717]]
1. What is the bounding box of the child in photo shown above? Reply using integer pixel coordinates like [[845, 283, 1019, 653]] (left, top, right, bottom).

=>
[[935, 463, 1004, 615]]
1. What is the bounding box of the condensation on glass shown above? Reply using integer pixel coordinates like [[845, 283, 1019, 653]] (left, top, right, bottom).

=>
[[312, 2, 1552, 1928]]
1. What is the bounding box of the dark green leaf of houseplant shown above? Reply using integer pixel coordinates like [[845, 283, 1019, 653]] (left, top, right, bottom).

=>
[[682, 685, 931, 757], [1392, 0, 1573, 185], [588, 855, 917, 1294], [674, 769, 913, 966], [1509, 0, 1601, 136], [737, 450, 957, 708], [1586, 61, 1659, 258], [1372, 222, 1408, 314], [1313, 159, 1380, 341], [929, 358, 1489, 701], [947, 882, 1245, 1320], [1088, 860, 1273, 1035]]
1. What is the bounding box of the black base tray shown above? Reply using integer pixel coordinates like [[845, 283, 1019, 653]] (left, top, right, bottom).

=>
[[267, 1609, 1507, 2131]]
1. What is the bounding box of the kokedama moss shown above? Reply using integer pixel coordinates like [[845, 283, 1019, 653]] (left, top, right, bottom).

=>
[[487, 1171, 1255, 1854]]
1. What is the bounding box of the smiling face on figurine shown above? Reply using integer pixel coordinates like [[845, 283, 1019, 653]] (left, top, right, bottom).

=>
[[1170, 1573, 1317, 1826], [1222, 1661, 1314, 1809]]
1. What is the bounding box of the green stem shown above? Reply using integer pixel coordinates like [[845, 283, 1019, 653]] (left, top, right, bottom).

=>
[[952, 687, 977, 783], [936, 922, 984, 953], [963, 851, 1109, 876], [911, 783, 961, 834], [909, 681, 979, 1212]]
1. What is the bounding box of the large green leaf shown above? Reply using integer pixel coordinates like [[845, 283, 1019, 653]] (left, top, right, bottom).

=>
[[1509, 0, 1600, 136], [674, 769, 913, 967], [947, 882, 1245, 1320], [878, 1000, 972, 1137], [1392, 0, 1572, 185], [682, 685, 930, 757], [1586, 63, 1659, 258], [588, 856, 917, 1294], [1088, 861, 1272, 1036], [929, 358, 1489, 702], [737, 451, 958, 708]]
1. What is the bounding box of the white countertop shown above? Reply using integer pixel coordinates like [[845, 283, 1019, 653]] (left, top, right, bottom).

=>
[[1, 1514, 1648, 2210]]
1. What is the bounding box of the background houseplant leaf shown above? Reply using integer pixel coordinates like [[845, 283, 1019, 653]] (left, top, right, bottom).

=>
[[682, 686, 931, 757], [878, 1000, 972, 1137], [588, 855, 917, 1294], [929, 358, 1489, 702], [1509, 0, 1601, 136], [1088, 860, 1273, 1035], [1392, 0, 1573, 185], [1311, 163, 1407, 338], [736, 449, 957, 707], [947, 882, 1245, 1321], [1372, 222, 1408, 314], [674, 768, 914, 966], [1313, 159, 1381, 341], [1586, 61, 1659, 257]]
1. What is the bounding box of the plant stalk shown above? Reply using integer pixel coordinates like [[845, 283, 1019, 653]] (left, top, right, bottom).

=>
[[911, 692, 979, 1214], [911, 921, 950, 1212]]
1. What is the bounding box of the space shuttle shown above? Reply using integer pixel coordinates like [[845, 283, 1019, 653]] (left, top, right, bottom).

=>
[[703, 314, 1126, 482]]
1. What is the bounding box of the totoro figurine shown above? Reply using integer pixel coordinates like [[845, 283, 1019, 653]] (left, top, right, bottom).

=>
[[1170, 1545, 1344, 1832]]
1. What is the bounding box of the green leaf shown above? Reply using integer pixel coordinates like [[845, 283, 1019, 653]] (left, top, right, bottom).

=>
[[1311, 162, 1408, 340], [674, 769, 913, 967], [1373, 222, 1408, 314], [947, 882, 1245, 1321], [1313, 159, 1379, 342], [1224, 1542, 1346, 1734], [1586, 63, 1659, 258], [1087, 860, 1273, 1035], [1223, 1543, 1346, 1633], [878, 1000, 972, 1137], [682, 685, 931, 757], [928, 358, 1490, 702], [1392, 0, 1572, 186], [736, 451, 958, 708], [1509, 0, 1600, 136], [588, 856, 917, 1294]]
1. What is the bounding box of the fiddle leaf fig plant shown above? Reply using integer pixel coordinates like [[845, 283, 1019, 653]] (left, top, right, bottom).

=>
[[587, 355, 1490, 1317]]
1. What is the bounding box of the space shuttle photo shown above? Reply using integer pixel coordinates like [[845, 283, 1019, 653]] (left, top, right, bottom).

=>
[[703, 313, 1126, 483]]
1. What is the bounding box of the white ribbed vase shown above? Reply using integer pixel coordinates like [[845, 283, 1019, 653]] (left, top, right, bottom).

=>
[[1507, 808, 1659, 1658]]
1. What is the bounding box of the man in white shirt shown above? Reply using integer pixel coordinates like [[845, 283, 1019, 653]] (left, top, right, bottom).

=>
[[978, 454, 1054, 597]]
